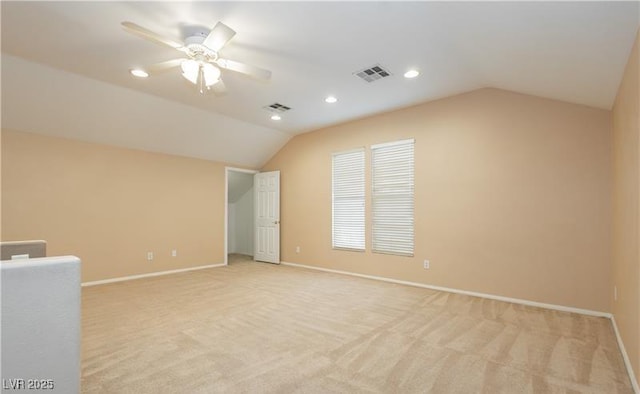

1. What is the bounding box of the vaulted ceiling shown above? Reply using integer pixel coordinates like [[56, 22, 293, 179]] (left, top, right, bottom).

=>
[[2, 2, 638, 168]]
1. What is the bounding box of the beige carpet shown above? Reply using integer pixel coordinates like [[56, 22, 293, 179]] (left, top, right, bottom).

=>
[[81, 255, 633, 393]]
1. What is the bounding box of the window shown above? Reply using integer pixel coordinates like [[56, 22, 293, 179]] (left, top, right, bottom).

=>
[[371, 139, 415, 256], [332, 149, 365, 251]]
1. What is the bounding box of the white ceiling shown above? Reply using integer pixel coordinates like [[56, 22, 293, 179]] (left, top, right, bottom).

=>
[[2, 2, 638, 168]]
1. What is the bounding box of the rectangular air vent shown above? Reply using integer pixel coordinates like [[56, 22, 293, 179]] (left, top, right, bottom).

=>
[[264, 103, 292, 113], [353, 64, 392, 83]]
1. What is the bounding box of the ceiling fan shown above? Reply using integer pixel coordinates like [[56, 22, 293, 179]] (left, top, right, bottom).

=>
[[122, 20, 271, 94]]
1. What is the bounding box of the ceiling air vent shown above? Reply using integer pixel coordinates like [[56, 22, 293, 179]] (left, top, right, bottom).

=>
[[353, 64, 392, 83], [264, 103, 292, 113]]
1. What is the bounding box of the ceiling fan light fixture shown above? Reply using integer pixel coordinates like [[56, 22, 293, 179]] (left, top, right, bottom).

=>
[[181, 59, 200, 84], [130, 68, 149, 78], [271, 114, 281, 121], [325, 96, 338, 104], [123, 20, 268, 96], [202, 63, 221, 86]]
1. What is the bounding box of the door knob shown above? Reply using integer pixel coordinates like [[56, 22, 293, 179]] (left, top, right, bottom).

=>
[[274, 220, 280, 224]]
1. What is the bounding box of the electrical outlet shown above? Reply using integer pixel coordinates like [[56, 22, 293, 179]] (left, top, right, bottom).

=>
[[172, 249, 177, 257], [296, 246, 300, 253], [614, 285, 618, 301], [423, 260, 430, 269], [147, 252, 153, 261]]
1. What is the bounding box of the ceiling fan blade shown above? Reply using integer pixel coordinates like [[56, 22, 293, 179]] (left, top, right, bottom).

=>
[[203, 22, 236, 52], [216, 58, 271, 81], [210, 79, 228, 95], [121, 21, 184, 50], [145, 58, 185, 74]]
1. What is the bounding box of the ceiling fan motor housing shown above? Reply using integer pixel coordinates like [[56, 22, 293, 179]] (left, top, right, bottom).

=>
[[184, 35, 218, 61], [184, 35, 206, 46]]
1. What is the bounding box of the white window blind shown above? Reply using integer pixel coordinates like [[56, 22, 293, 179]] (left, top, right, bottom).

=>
[[371, 139, 415, 256], [332, 149, 365, 251]]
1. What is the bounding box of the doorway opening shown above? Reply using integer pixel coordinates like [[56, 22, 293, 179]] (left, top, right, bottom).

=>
[[225, 167, 258, 265]]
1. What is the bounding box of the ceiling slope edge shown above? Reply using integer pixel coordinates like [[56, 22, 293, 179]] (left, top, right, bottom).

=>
[[1, 54, 291, 169]]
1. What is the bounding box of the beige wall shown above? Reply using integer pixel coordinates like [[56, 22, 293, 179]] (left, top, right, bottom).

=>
[[263, 88, 612, 312], [1, 130, 226, 282], [612, 30, 640, 383]]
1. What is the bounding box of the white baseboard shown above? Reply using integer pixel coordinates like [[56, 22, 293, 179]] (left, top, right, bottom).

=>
[[280, 261, 611, 318], [611, 315, 640, 393], [81, 263, 226, 287]]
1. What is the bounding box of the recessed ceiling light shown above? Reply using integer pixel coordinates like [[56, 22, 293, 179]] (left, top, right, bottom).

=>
[[130, 69, 149, 78], [271, 114, 281, 121], [325, 96, 338, 104], [404, 69, 420, 79]]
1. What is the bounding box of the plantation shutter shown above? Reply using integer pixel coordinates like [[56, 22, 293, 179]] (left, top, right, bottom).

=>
[[371, 139, 415, 256], [332, 148, 365, 251]]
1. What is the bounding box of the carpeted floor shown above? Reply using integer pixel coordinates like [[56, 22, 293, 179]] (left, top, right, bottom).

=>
[[81, 255, 634, 393]]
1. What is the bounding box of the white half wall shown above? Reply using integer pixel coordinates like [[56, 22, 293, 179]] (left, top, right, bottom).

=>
[[1, 256, 81, 393]]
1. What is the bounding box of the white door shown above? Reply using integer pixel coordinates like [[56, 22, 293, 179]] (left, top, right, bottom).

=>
[[254, 171, 280, 264]]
